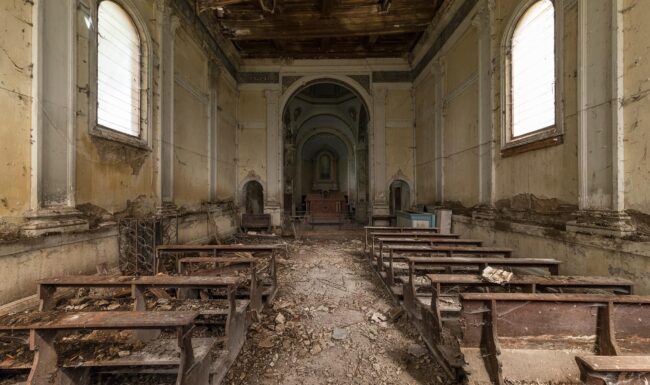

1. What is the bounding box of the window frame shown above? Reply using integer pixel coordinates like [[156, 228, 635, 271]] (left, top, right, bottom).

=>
[[500, 0, 564, 156], [88, 0, 152, 150]]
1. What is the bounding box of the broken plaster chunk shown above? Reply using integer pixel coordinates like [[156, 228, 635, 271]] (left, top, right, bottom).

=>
[[407, 344, 427, 358], [481, 266, 513, 285], [275, 313, 286, 325]]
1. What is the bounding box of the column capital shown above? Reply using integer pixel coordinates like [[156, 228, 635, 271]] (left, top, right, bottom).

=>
[[264, 88, 281, 100]]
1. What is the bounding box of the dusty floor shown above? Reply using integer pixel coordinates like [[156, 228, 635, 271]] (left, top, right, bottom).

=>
[[225, 229, 447, 385]]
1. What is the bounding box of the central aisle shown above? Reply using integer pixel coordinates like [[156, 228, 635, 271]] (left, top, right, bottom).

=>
[[225, 229, 446, 385]]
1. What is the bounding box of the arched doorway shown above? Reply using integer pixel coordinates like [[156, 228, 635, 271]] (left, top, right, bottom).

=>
[[243, 180, 264, 215], [282, 81, 370, 223], [389, 179, 411, 215]]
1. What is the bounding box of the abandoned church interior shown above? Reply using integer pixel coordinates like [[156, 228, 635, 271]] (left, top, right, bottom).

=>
[[1, 0, 650, 384]]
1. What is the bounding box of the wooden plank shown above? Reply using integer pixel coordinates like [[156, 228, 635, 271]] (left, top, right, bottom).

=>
[[460, 293, 650, 304], [157, 244, 280, 252], [391, 246, 513, 253], [575, 356, 650, 372], [426, 274, 634, 288], [0, 311, 199, 331], [39, 275, 243, 287], [178, 256, 257, 264], [378, 238, 483, 245]]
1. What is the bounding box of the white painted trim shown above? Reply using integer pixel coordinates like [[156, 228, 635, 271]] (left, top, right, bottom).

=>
[[372, 82, 413, 90], [241, 58, 410, 73], [576, 0, 589, 210], [67, 0, 77, 207], [30, 0, 44, 211], [611, 0, 625, 212], [443, 72, 478, 103], [174, 75, 210, 105]]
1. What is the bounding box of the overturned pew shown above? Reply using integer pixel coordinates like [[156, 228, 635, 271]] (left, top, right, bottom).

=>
[[455, 293, 650, 385]]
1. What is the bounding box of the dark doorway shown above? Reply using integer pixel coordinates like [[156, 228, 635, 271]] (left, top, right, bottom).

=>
[[243, 181, 264, 215]]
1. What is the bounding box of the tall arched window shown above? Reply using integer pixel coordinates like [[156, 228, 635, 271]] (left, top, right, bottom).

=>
[[503, 0, 561, 152], [97, 1, 142, 137]]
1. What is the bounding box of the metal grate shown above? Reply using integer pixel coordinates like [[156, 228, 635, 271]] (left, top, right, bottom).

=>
[[118, 215, 178, 275]]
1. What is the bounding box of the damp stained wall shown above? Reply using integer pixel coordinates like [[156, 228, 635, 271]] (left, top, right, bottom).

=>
[[0, 1, 32, 223]]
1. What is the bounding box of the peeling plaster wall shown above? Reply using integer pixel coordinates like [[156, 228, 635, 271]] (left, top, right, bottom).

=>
[[237, 90, 267, 185], [414, 72, 436, 204], [0, 1, 32, 223], [385, 89, 415, 193], [623, 0, 650, 213], [492, 0, 579, 206]]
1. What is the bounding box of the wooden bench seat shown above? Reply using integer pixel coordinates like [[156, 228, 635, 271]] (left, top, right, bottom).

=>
[[575, 356, 650, 385], [155, 244, 281, 274], [0, 311, 214, 385], [368, 231, 460, 256], [364, 226, 441, 251], [371, 237, 484, 261], [37, 275, 244, 312], [455, 293, 650, 385]]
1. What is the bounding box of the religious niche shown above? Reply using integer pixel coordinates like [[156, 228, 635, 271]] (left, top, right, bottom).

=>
[[312, 150, 338, 192]]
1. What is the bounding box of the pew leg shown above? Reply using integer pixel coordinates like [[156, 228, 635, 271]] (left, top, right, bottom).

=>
[[27, 330, 59, 385]]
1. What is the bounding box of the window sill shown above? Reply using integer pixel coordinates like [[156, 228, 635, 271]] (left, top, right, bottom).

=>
[[501, 133, 563, 158], [90, 125, 151, 151]]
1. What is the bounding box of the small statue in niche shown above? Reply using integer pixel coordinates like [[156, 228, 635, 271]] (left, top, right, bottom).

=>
[[319, 153, 331, 180]]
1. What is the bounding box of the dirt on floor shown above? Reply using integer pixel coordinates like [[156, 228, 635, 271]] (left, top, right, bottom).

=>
[[225, 229, 448, 385]]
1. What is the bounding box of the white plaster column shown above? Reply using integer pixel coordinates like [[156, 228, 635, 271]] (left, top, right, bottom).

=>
[[432, 60, 445, 204], [473, 0, 496, 218], [22, 0, 88, 236], [567, 0, 633, 236], [370, 86, 389, 218], [264, 89, 282, 226], [157, 0, 180, 211]]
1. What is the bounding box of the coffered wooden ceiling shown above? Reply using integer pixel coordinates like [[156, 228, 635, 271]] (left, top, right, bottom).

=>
[[195, 0, 446, 59]]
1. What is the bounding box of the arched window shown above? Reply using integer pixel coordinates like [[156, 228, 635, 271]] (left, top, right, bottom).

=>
[[97, 1, 142, 137], [503, 0, 561, 151]]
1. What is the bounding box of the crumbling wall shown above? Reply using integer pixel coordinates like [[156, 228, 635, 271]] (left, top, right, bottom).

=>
[[0, 1, 33, 225], [623, 0, 650, 214]]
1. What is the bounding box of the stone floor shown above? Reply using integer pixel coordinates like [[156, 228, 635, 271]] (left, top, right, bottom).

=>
[[225, 228, 447, 385]]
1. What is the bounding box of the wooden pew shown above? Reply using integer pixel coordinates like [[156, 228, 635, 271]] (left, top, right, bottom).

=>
[[368, 232, 461, 259], [177, 256, 266, 312], [575, 356, 650, 385], [363, 226, 440, 251], [0, 311, 212, 385], [155, 244, 280, 304], [382, 246, 515, 281], [37, 275, 249, 347], [373, 237, 484, 265], [456, 293, 650, 385], [403, 274, 635, 359]]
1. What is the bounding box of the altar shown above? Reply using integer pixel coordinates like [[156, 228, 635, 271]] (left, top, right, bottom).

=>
[[305, 150, 346, 224], [306, 192, 346, 224]]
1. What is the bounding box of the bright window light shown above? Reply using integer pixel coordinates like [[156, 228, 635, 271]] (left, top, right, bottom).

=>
[[97, 1, 141, 137], [511, 0, 555, 137]]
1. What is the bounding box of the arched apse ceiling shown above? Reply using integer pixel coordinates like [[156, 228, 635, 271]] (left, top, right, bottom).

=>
[[301, 133, 348, 160]]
